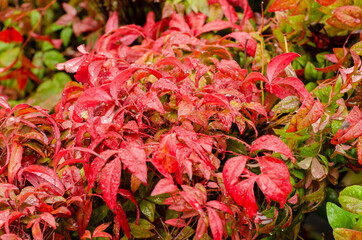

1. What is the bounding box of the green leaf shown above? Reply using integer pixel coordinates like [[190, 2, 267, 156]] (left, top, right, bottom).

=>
[[137, 219, 155, 230], [354, 218, 362, 231], [146, 193, 170, 205], [333, 228, 362, 240], [272, 96, 300, 114], [176, 226, 195, 239], [89, 205, 110, 226], [326, 202, 356, 229], [129, 222, 155, 238], [43, 50, 66, 70], [339, 185, 362, 215], [26, 72, 70, 110], [30, 11, 41, 27], [297, 142, 321, 157], [61, 27, 73, 47], [139, 200, 156, 222], [0, 47, 20, 67]]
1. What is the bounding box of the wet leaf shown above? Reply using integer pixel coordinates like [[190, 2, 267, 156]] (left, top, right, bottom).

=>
[[8, 141, 23, 184], [207, 207, 223, 240], [327, 202, 356, 229], [339, 185, 362, 215], [250, 135, 296, 162], [100, 158, 122, 210], [139, 200, 156, 222], [267, 53, 300, 81], [333, 228, 362, 240], [151, 178, 178, 196], [22, 165, 65, 196]]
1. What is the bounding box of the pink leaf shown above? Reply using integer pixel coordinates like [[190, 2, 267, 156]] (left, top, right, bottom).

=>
[[22, 165, 65, 196], [151, 178, 178, 196], [219, 0, 239, 24], [256, 156, 292, 208], [207, 207, 223, 240], [118, 141, 148, 184], [115, 203, 130, 239], [221, 32, 257, 56], [169, 13, 191, 34], [331, 106, 362, 144], [73, 87, 113, 122], [250, 135, 296, 163], [61, 166, 84, 196], [165, 218, 187, 227], [117, 189, 140, 224], [179, 191, 203, 212], [198, 20, 235, 36], [205, 201, 233, 214], [223, 156, 248, 187], [137, 90, 165, 114], [92, 223, 112, 238], [105, 11, 119, 33], [267, 53, 300, 82], [195, 215, 208, 240], [40, 212, 56, 229], [8, 141, 23, 184], [100, 158, 122, 210]]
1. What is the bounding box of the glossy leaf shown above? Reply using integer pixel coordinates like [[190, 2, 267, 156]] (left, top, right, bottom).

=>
[[287, 101, 324, 133], [333, 228, 362, 240], [115, 203, 130, 239], [333, 6, 362, 29], [326, 202, 356, 229], [100, 158, 122, 210], [22, 165, 65, 196], [331, 106, 361, 144], [267, 53, 300, 81], [256, 156, 292, 208], [207, 207, 223, 240], [8, 141, 23, 184], [250, 135, 296, 162], [151, 178, 178, 196], [339, 185, 362, 215]]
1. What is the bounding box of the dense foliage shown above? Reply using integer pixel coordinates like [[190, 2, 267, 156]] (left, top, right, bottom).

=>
[[0, 0, 361, 239]]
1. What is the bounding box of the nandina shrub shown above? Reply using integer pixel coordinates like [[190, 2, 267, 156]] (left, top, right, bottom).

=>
[[51, 4, 317, 239]]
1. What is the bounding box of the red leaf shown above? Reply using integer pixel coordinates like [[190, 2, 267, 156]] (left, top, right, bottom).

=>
[[76, 198, 92, 238], [219, 0, 238, 24], [137, 90, 165, 114], [205, 201, 233, 214], [100, 158, 122, 210], [221, 32, 257, 56], [61, 166, 84, 196], [0, 233, 21, 240], [115, 203, 130, 239], [179, 191, 203, 212], [223, 156, 248, 188], [207, 207, 223, 240], [315, 0, 337, 6], [333, 6, 362, 28], [169, 13, 191, 34], [151, 77, 179, 92], [256, 156, 292, 208], [357, 136, 362, 165], [195, 215, 208, 240], [31, 221, 43, 240], [105, 11, 119, 33], [73, 87, 113, 122], [151, 178, 178, 196], [165, 218, 187, 227], [22, 165, 65, 196], [287, 101, 324, 133], [8, 141, 23, 184], [117, 189, 140, 224], [198, 20, 235, 36], [267, 53, 300, 82], [331, 106, 362, 144], [269, 77, 313, 102], [40, 212, 56, 229], [268, 0, 301, 12], [92, 223, 112, 238], [0, 209, 10, 228], [118, 141, 147, 184], [216, 59, 247, 81], [250, 135, 296, 163], [0, 27, 23, 43]]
